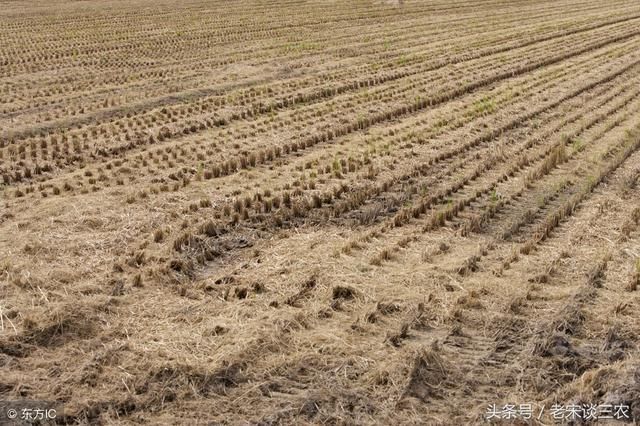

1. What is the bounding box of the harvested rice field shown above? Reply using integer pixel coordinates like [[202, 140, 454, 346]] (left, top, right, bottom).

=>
[[1, 0, 640, 424]]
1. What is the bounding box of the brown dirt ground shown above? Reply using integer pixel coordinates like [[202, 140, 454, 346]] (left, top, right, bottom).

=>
[[1, 0, 640, 424]]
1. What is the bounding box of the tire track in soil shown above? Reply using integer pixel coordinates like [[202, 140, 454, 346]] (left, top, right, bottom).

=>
[[147, 103, 640, 426], [214, 121, 640, 423], [387, 126, 640, 423]]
